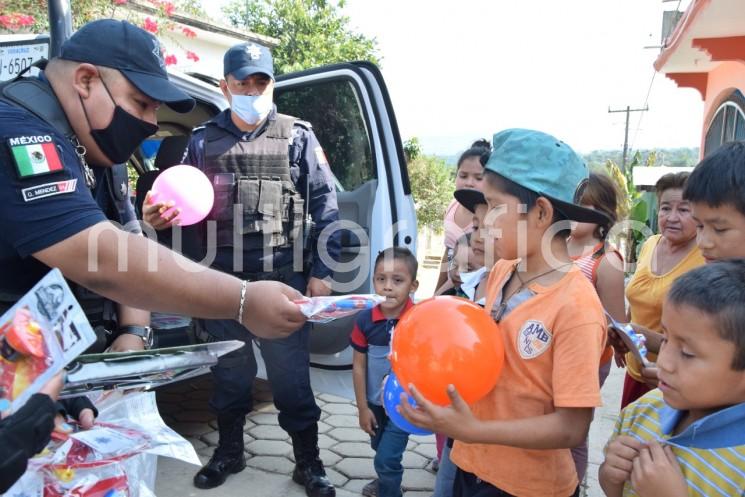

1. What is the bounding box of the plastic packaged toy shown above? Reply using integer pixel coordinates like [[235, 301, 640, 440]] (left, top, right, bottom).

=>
[[0, 269, 96, 414], [605, 311, 652, 367], [295, 295, 385, 323], [6, 390, 200, 497]]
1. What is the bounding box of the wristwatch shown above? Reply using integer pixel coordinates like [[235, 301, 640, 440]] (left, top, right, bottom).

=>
[[117, 325, 154, 349]]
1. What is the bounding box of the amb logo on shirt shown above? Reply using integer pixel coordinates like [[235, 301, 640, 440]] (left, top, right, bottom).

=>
[[517, 320, 552, 359], [7, 135, 64, 178]]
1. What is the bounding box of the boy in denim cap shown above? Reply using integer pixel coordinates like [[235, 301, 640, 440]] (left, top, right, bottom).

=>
[[400, 129, 609, 497], [351, 247, 419, 497]]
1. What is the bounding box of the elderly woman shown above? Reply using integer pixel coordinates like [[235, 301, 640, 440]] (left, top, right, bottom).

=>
[[620, 171, 705, 408]]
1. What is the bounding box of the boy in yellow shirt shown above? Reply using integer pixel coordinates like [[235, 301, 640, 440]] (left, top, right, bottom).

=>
[[599, 261, 745, 497]]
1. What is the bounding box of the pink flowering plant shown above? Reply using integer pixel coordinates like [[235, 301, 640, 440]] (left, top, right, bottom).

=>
[[0, 0, 202, 68]]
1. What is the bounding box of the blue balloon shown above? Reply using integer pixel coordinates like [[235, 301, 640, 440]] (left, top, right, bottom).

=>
[[383, 373, 433, 436]]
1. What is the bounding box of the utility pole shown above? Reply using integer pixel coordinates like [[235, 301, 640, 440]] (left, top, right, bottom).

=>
[[608, 105, 648, 173]]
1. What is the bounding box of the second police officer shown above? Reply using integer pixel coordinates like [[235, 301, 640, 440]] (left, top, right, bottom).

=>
[[145, 42, 340, 497]]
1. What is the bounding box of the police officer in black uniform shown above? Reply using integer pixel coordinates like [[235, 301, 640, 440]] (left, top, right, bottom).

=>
[[0, 17, 308, 391], [145, 43, 340, 497], [0, 150, 154, 351]]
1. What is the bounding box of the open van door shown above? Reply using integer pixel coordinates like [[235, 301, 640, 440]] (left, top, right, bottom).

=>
[[274, 62, 417, 397]]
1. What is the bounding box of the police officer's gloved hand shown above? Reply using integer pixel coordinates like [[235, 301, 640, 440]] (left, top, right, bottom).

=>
[[55, 396, 98, 431], [0, 394, 57, 493]]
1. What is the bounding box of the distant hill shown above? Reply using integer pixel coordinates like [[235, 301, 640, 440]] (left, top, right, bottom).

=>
[[439, 154, 459, 167], [583, 148, 700, 169], [435, 147, 700, 169]]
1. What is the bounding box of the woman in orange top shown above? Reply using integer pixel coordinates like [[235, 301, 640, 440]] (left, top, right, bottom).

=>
[[621, 172, 705, 408]]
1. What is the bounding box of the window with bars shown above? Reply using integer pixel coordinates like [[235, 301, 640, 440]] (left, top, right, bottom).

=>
[[704, 90, 745, 157]]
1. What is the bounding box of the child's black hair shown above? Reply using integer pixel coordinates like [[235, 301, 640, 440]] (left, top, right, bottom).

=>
[[456, 139, 492, 170], [683, 141, 745, 217], [483, 170, 571, 238], [374, 247, 418, 280], [667, 259, 745, 370], [453, 232, 472, 253], [581, 172, 619, 240], [450, 233, 473, 267]]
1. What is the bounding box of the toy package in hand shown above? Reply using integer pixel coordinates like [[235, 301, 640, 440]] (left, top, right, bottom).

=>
[[0, 269, 96, 414], [605, 311, 652, 367], [295, 295, 385, 323], [7, 390, 200, 497]]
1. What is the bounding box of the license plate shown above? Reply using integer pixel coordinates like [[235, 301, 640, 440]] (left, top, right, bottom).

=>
[[0, 37, 50, 82]]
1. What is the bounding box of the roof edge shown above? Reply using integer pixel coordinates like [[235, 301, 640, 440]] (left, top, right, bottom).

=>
[[654, 0, 711, 72], [127, 1, 280, 47]]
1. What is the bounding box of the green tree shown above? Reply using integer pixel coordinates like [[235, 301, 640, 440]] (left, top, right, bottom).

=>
[[404, 137, 422, 162], [407, 150, 453, 231], [222, 0, 380, 75], [601, 157, 654, 265]]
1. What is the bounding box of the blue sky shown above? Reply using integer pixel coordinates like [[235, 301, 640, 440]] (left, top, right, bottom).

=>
[[206, 0, 702, 156]]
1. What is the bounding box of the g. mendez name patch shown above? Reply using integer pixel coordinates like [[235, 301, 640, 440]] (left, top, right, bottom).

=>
[[22, 179, 78, 202]]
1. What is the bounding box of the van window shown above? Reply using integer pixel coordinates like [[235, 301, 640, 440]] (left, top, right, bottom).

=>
[[275, 79, 374, 191]]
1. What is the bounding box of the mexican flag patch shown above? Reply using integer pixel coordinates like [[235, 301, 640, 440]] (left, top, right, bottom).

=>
[[8, 135, 63, 178]]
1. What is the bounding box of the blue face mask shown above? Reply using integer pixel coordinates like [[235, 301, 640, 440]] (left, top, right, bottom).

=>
[[229, 91, 273, 125]]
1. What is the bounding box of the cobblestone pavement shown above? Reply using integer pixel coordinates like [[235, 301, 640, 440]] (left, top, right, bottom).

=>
[[584, 363, 623, 497], [154, 365, 624, 497], [154, 375, 438, 497]]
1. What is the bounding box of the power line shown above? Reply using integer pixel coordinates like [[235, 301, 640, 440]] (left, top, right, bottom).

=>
[[629, 71, 656, 153], [629, 0, 681, 154]]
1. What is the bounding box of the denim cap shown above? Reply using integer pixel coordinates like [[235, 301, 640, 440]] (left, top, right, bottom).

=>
[[60, 19, 194, 113], [485, 128, 610, 224], [224, 42, 274, 80]]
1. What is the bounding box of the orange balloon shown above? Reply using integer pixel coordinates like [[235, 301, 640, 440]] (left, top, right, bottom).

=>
[[390, 296, 504, 406]]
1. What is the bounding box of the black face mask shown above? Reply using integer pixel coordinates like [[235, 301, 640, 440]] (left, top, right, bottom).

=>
[[80, 77, 158, 164]]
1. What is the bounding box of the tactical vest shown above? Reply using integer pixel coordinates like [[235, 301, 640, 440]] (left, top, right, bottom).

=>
[[204, 113, 305, 250], [0, 77, 119, 332]]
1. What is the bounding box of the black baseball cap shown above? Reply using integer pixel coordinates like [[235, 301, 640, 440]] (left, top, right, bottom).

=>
[[60, 19, 195, 113], [224, 42, 274, 80], [454, 189, 487, 214]]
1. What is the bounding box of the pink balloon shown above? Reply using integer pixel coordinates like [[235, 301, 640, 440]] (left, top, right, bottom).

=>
[[151, 165, 214, 226]]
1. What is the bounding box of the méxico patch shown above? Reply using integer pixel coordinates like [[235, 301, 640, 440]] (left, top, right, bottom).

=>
[[21, 179, 77, 202], [8, 135, 63, 178]]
